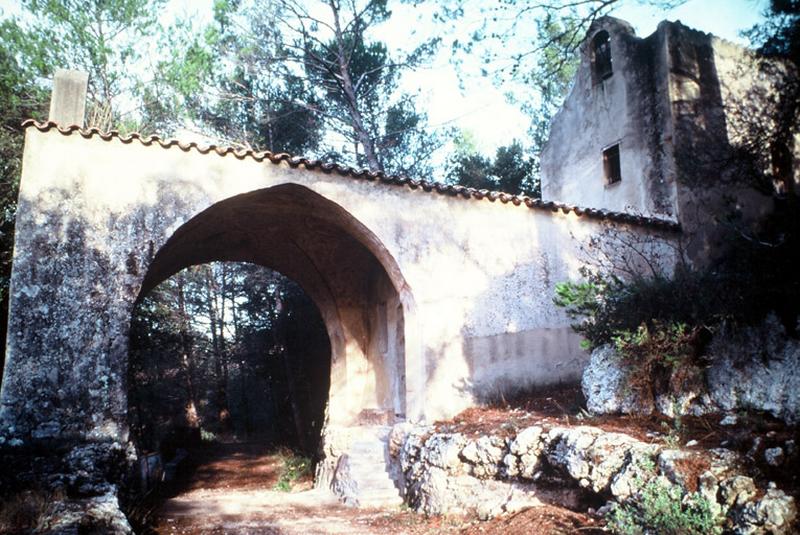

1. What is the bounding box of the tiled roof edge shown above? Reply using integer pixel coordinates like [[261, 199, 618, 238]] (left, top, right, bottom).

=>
[[22, 120, 681, 232]]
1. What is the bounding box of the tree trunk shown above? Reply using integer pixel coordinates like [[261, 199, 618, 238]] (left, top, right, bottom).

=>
[[329, 1, 383, 173], [230, 270, 252, 438], [218, 264, 230, 404], [274, 295, 308, 452], [206, 267, 232, 432], [176, 276, 201, 428]]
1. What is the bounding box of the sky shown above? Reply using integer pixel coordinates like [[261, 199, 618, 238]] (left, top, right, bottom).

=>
[[380, 0, 770, 156], [0, 0, 769, 157]]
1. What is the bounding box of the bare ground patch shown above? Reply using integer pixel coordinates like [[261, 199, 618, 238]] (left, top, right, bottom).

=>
[[147, 440, 603, 535]]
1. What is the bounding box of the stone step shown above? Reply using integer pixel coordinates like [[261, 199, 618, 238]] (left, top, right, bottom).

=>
[[347, 457, 391, 467], [349, 471, 395, 483], [349, 443, 388, 456], [329, 426, 403, 508], [358, 497, 404, 508], [357, 489, 405, 500], [349, 472, 394, 482], [355, 484, 401, 495], [354, 479, 399, 491], [350, 473, 397, 485], [348, 459, 388, 466], [347, 461, 392, 472], [348, 471, 396, 484], [361, 489, 400, 501]]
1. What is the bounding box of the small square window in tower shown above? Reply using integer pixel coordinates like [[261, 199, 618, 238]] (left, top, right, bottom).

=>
[[592, 30, 613, 82], [603, 144, 622, 185]]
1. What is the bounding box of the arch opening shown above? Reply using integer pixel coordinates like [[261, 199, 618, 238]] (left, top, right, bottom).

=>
[[129, 183, 410, 448], [129, 262, 331, 457], [592, 30, 613, 82]]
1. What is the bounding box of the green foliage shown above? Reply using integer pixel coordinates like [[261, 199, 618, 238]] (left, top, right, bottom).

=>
[[745, 0, 800, 63], [160, 0, 442, 176], [200, 429, 218, 443], [1, 0, 168, 130], [660, 419, 683, 449], [554, 178, 800, 409], [274, 451, 312, 492], [552, 246, 800, 353], [559, 277, 703, 395], [607, 478, 723, 535], [447, 151, 492, 190], [298, 0, 441, 175], [152, 0, 322, 151], [613, 322, 694, 370], [553, 280, 602, 322], [435, 3, 598, 188], [447, 138, 539, 197], [0, 31, 49, 371], [523, 15, 580, 185]]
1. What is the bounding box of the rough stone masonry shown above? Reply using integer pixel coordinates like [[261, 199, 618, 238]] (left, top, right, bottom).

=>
[[0, 70, 679, 452]]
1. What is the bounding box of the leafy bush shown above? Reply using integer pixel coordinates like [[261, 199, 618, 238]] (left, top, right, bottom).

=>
[[200, 428, 218, 442], [606, 478, 723, 535], [554, 215, 800, 402], [613, 322, 694, 369], [555, 198, 800, 355], [0, 490, 60, 533], [554, 268, 750, 352], [554, 272, 714, 396], [614, 322, 707, 397], [275, 451, 312, 492]]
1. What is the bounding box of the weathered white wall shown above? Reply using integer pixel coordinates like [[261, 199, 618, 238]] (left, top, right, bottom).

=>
[[0, 125, 679, 445], [541, 17, 678, 220], [542, 17, 789, 266], [663, 22, 781, 263]]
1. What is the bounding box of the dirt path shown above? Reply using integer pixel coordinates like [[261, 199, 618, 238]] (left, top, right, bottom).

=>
[[151, 443, 440, 535], [157, 486, 417, 534], [151, 442, 601, 535]]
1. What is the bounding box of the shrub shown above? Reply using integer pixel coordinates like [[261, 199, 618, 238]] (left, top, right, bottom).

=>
[[275, 451, 312, 492], [555, 199, 800, 354], [200, 428, 218, 442], [614, 321, 709, 398], [555, 270, 714, 393], [606, 478, 723, 535], [554, 269, 743, 352], [0, 490, 60, 533], [613, 322, 694, 369]]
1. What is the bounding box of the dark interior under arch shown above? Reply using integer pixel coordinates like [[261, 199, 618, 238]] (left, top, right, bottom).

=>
[[128, 262, 331, 458]]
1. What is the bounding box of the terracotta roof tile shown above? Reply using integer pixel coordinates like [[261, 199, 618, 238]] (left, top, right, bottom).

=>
[[22, 120, 681, 232]]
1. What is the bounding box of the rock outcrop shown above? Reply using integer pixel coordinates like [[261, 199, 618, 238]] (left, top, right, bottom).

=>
[[581, 315, 800, 424], [582, 345, 653, 415], [390, 422, 797, 534], [0, 440, 137, 534], [706, 316, 800, 425], [394, 427, 543, 519], [38, 491, 133, 534]]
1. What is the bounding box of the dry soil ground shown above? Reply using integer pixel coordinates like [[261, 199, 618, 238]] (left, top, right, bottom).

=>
[[149, 442, 603, 535], [148, 384, 799, 534]]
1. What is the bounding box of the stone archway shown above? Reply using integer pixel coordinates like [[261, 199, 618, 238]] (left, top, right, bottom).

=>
[[136, 184, 409, 428], [1, 171, 416, 445]]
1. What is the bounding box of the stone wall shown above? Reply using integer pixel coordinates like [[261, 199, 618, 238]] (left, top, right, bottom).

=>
[[390, 422, 797, 533], [541, 17, 677, 220], [0, 124, 679, 447]]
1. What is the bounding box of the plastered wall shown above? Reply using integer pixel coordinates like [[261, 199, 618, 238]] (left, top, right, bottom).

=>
[[0, 126, 679, 445]]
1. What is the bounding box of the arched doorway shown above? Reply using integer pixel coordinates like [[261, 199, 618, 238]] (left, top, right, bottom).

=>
[[132, 184, 409, 431], [128, 263, 331, 456]]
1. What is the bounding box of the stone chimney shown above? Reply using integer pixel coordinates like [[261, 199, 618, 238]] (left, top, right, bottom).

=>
[[48, 69, 88, 127]]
